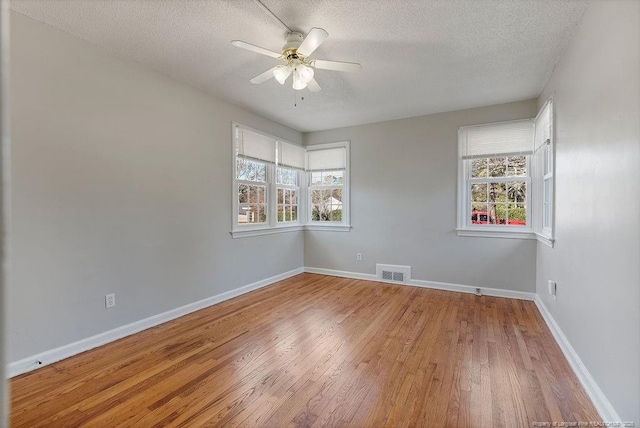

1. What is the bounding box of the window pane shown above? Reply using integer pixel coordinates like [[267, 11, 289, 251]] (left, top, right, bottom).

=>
[[311, 172, 322, 185], [471, 158, 487, 178], [507, 156, 527, 177], [488, 157, 506, 177], [247, 165, 256, 181], [275, 167, 283, 184], [331, 170, 344, 185], [236, 158, 247, 180], [508, 203, 526, 226], [471, 204, 489, 224], [238, 184, 248, 203], [322, 189, 331, 205], [258, 186, 266, 203], [292, 206, 297, 222], [328, 205, 342, 222], [291, 189, 297, 204], [277, 188, 283, 204], [489, 182, 506, 202], [494, 204, 507, 224], [543, 203, 550, 228], [246, 205, 267, 224], [507, 182, 527, 203], [256, 163, 266, 182], [249, 185, 257, 203], [238, 206, 249, 224], [331, 188, 342, 204], [544, 178, 551, 204], [544, 145, 551, 175], [471, 183, 487, 202], [284, 189, 291, 205]]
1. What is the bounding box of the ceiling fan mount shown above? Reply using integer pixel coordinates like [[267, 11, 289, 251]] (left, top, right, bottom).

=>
[[231, 27, 361, 92]]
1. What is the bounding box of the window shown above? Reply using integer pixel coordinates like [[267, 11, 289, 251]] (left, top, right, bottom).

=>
[[231, 124, 350, 237], [276, 166, 299, 223], [237, 158, 268, 225], [533, 99, 554, 245], [306, 142, 350, 230], [457, 119, 535, 238], [232, 123, 305, 238]]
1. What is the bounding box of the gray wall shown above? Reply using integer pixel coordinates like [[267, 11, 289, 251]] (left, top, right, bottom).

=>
[[8, 12, 304, 363], [536, 0, 640, 422], [304, 100, 538, 292]]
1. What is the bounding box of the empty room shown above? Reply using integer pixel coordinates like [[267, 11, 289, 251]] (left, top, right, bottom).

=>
[[0, 0, 638, 426]]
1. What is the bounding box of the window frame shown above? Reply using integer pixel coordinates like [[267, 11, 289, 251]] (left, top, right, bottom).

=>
[[457, 119, 536, 240], [231, 123, 304, 238], [305, 141, 351, 232], [533, 98, 555, 247]]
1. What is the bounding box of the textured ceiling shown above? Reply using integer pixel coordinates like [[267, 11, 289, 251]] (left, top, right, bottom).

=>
[[11, 0, 589, 132]]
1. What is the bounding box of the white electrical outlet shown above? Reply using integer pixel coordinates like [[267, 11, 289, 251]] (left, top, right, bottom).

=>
[[356, 253, 362, 261], [548, 281, 557, 299], [105, 293, 116, 309]]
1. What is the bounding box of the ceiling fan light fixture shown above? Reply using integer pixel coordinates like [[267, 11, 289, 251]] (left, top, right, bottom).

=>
[[292, 72, 308, 90], [297, 63, 314, 84], [273, 64, 291, 84]]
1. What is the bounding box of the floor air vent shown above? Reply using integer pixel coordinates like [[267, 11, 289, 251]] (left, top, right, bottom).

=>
[[376, 264, 411, 284]]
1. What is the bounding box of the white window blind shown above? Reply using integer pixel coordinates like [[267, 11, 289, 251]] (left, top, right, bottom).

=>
[[460, 120, 534, 159], [534, 100, 553, 150], [235, 126, 276, 163], [278, 141, 306, 169], [307, 147, 347, 171]]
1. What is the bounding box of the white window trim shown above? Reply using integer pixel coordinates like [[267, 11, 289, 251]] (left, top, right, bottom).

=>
[[231, 123, 305, 238], [305, 141, 351, 231], [456, 119, 536, 240], [230, 125, 351, 238], [533, 98, 555, 247]]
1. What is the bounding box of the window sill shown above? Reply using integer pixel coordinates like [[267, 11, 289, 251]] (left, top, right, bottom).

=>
[[230, 225, 303, 239], [304, 224, 352, 232], [456, 228, 536, 240], [535, 233, 555, 248]]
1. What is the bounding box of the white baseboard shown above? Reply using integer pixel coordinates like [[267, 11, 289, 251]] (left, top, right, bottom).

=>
[[7, 267, 304, 378], [534, 296, 621, 422], [304, 266, 535, 301]]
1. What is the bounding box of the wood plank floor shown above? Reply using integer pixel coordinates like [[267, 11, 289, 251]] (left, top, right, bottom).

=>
[[10, 273, 599, 427]]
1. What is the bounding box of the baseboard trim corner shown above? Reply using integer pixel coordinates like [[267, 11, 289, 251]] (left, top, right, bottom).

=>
[[534, 295, 621, 422], [304, 266, 535, 301], [7, 267, 304, 378]]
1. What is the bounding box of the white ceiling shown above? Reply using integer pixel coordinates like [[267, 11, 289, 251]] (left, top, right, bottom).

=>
[[11, 0, 589, 132]]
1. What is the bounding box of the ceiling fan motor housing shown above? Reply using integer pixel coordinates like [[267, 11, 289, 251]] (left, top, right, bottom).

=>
[[283, 32, 304, 55]]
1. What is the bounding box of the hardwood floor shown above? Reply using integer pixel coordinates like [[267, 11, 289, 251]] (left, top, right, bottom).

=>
[[10, 273, 599, 427]]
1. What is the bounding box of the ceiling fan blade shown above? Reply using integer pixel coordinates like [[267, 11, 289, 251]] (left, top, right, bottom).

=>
[[250, 67, 276, 84], [297, 28, 329, 57], [307, 78, 321, 92], [231, 40, 282, 59], [312, 59, 361, 73]]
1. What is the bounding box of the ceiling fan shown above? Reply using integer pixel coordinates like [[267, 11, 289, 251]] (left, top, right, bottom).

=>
[[231, 28, 361, 92]]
